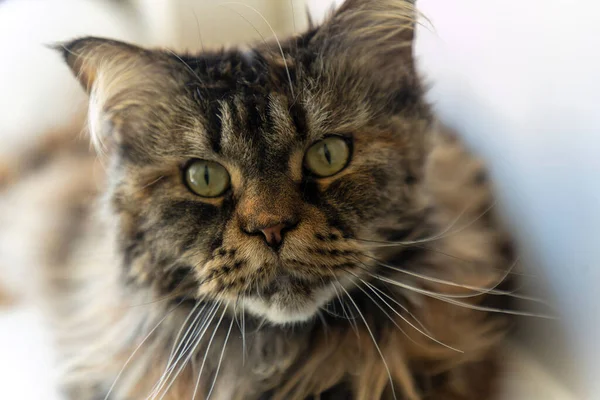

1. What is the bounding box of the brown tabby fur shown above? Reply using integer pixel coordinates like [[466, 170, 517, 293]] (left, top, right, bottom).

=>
[[4, 0, 517, 399]]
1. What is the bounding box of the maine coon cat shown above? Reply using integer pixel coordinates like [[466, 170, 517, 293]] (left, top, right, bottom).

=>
[[28, 0, 520, 398]]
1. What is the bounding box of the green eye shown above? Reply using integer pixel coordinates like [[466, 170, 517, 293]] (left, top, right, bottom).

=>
[[184, 160, 230, 197], [304, 136, 350, 177]]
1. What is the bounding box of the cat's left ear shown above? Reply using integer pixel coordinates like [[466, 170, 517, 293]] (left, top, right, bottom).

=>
[[310, 0, 419, 90]]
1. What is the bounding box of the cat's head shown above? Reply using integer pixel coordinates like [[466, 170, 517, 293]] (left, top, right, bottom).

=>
[[61, 0, 432, 324]]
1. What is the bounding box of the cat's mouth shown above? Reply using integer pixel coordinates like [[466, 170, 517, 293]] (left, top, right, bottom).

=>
[[242, 272, 337, 324], [258, 273, 314, 298]]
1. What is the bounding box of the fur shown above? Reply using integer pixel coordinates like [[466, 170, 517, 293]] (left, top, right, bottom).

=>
[[11, 0, 517, 398]]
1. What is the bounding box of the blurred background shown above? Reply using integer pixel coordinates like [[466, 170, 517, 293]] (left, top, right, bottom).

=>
[[0, 0, 598, 399]]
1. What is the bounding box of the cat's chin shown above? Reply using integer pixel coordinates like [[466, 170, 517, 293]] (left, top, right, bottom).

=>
[[243, 285, 335, 325], [243, 298, 320, 324]]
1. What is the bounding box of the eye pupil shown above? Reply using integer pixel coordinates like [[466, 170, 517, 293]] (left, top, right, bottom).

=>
[[204, 165, 210, 185], [323, 143, 332, 165]]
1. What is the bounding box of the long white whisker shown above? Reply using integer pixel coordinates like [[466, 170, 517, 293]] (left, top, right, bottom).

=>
[[353, 256, 510, 300], [192, 305, 227, 400], [206, 315, 235, 400], [317, 309, 329, 338], [150, 302, 208, 397], [191, 9, 207, 55], [103, 301, 182, 400], [368, 283, 433, 336], [360, 279, 462, 353], [370, 273, 555, 319], [342, 268, 450, 352], [339, 285, 397, 400], [347, 276, 414, 344], [326, 268, 359, 335], [355, 239, 528, 277], [351, 265, 466, 300], [220, 4, 269, 48], [165, 49, 203, 85], [289, 0, 297, 35], [232, 298, 242, 339], [222, 2, 295, 97], [359, 201, 496, 248], [361, 254, 541, 302], [241, 297, 246, 365], [165, 301, 204, 370], [150, 302, 219, 400]]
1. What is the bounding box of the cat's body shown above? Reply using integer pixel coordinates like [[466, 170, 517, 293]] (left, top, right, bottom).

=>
[[30, 121, 509, 400], [21, 118, 509, 400], [3, 1, 516, 399]]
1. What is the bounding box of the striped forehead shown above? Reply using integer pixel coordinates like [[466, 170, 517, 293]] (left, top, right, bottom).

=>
[[200, 91, 311, 171]]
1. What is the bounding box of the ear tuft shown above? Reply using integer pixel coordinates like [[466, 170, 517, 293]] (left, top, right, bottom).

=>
[[312, 0, 420, 86], [52, 37, 173, 156], [52, 37, 147, 94]]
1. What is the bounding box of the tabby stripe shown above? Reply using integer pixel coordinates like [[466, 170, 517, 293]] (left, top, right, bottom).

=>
[[205, 100, 223, 154]]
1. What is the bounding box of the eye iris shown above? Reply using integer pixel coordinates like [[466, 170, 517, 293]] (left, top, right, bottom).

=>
[[304, 136, 350, 177], [185, 160, 230, 197]]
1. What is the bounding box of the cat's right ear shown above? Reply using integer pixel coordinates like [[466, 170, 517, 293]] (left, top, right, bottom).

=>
[[55, 37, 171, 154], [56, 37, 150, 95]]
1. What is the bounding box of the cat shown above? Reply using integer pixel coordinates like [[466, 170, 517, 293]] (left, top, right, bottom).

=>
[[31, 0, 518, 398]]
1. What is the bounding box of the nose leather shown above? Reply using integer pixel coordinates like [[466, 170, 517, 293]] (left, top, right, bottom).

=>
[[260, 223, 287, 247], [237, 179, 301, 249]]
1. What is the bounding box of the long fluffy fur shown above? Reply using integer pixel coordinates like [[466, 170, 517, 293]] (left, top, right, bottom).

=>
[[2, 1, 519, 399]]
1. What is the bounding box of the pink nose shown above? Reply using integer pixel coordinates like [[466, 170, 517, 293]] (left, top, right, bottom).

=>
[[260, 223, 287, 247]]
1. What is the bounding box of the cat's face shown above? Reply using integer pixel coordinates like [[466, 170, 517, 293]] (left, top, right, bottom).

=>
[[62, 0, 430, 323]]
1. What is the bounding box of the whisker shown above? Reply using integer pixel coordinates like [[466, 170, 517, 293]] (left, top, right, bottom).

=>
[[191, 9, 207, 55], [149, 309, 201, 399], [131, 175, 165, 195], [162, 303, 219, 392], [344, 273, 415, 345], [342, 268, 458, 352], [319, 275, 351, 320], [252, 315, 269, 334], [192, 305, 227, 400], [352, 238, 536, 279], [320, 304, 352, 319], [232, 296, 242, 338], [338, 285, 398, 400], [356, 201, 497, 248], [351, 258, 493, 300], [241, 297, 246, 365], [289, 0, 297, 35], [122, 261, 201, 309], [222, 2, 295, 97], [221, 4, 269, 48], [369, 273, 556, 319], [121, 288, 194, 309], [345, 257, 554, 318], [370, 283, 434, 336], [361, 254, 542, 302], [150, 302, 219, 400], [326, 268, 359, 336], [103, 300, 184, 400], [165, 49, 204, 85], [317, 309, 329, 339], [359, 278, 462, 353], [162, 301, 205, 377], [206, 312, 234, 400]]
